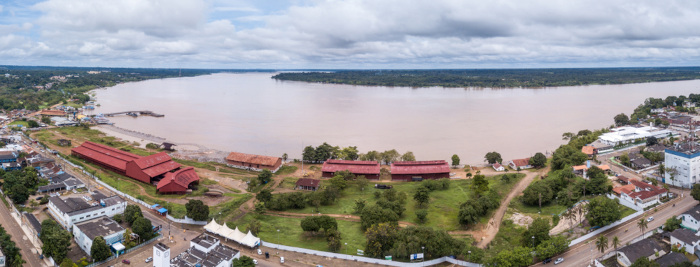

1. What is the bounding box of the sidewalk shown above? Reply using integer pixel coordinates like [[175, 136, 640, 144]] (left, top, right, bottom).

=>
[[9, 208, 53, 266]]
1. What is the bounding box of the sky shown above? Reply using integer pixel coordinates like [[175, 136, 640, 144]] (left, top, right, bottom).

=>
[[2, 0, 700, 69]]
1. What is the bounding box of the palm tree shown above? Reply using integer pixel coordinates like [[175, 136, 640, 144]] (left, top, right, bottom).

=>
[[596, 235, 609, 254], [577, 204, 586, 226], [638, 218, 649, 238], [612, 236, 621, 261]]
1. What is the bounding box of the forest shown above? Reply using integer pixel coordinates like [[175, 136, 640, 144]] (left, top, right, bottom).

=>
[[272, 67, 700, 88]]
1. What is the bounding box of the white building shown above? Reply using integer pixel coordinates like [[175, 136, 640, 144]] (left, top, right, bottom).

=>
[[154, 233, 240, 267], [678, 205, 700, 232], [670, 228, 700, 254], [47, 192, 126, 229], [598, 126, 675, 146], [618, 179, 668, 209], [73, 216, 125, 255], [664, 143, 700, 188], [492, 163, 505, 172]]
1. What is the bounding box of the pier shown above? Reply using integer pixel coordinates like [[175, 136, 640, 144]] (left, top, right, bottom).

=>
[[103, 110, 164, 117]]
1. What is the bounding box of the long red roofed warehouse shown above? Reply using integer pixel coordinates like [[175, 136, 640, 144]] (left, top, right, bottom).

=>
[[321, 159, 381, 179], [390, 160, 450, 181], [225, 151, 282, 172], [72, 141, 199, 193]]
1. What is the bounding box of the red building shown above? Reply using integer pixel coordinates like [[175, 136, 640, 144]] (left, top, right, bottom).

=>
[[157, 167, 200, 194], [390, 160, 450, 181], [321, 159, 381, 179], [72, 141, 199, 193], [225, 152, 282, 172]]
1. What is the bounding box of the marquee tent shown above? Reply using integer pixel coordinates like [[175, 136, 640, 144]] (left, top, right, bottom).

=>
[[204, 219, 260, 248]]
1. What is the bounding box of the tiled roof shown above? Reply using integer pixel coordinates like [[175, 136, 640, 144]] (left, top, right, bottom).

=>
[[613, 184, 636, 195], [682, 205, 700, 222], [510, 158, 531, 167], [322, 159, 380, 175], [391, 160, 450, 175], [226, 152, 280, 166], [618, 239, 663, 264], [582, 146, 595, 155], [295, 178, 320, 188], [157, 167, 200, 193]]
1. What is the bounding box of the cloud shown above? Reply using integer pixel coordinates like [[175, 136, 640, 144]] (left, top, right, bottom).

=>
[[1, 0, 700, 68]]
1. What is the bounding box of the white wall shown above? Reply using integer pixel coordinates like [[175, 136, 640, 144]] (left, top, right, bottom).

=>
[[678, 214, 700, 231]]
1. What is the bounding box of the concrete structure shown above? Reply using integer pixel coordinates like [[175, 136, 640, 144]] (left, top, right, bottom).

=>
[[0, 247, 4, 267], [73, 216, 125, 255], [616, 239, 665, 267], [225, 151, 282, 172], [155, 233, 240, 267], [38, 110, 67, 117], [670, 228, 700, 255], [598, 126, 674, 146], [508, 158, 532, 170], [321, 159, 380, 179], [390, 161, 450, 181], [295, 178, 320, 191], [678, 205, 700, 232], [47, 193, 126, 229], [590, 140, 614, 153], [664, 143, 700, 188], [0, 151, 17, 163]]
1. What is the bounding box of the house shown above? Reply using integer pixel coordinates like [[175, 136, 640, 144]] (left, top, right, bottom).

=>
[[572, 165, 588, 176], [612, 184, 636, 196], [47, 193, 126, 229], [655, 252, 689, 267], [72, 216, 126, 255], [321, 159, 381, 179], [156, 234, 241, 267], [590, 140, 614, 153], [670, 228, 700, 255], [616, 239, 665, 267], [617, 175, 631, 184], [619, 179, 667, 208], [598, 126, 674, 146], [492, 163, 505, 172], [508, 158, 532, 170], [646, 144, 667, 153], [156, 167, 200, 194], [630, 157, 652, 169], [0, 151, 17, 163], [678, 205, 700, 232], [295, 178, 320, 191], [390, 161, 450, 181], [225, 151, 282, 172], [582, 145, 597, 157]]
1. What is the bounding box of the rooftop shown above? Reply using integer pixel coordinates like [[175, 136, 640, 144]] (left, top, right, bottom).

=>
[[225, 152, 280, 166], [23, 212, 42, 233], [509, 158, 531, 167], [322, 159, 380, 175], [666, 142, 700, 157], [74, 216, 125, 239], [682, 205, 700, 222], [656, 252, 689, 267], [670, 228, 700, 246], [618, 239, 663, 264], [295, 178, 320, 188], [391, 160, 450, 175], [191, 233, 219, 249], [171, 233, 239, 267]]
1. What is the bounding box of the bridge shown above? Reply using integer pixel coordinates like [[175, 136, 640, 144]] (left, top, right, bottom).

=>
[[103, 111, 164, 117]]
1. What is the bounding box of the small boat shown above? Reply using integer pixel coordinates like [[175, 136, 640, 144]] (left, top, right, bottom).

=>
[[126, 112, 138, 117]]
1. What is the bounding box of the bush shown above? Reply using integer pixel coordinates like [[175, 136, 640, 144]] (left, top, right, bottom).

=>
[[416, 209, 428, 223], [145, 143, 160, 149]]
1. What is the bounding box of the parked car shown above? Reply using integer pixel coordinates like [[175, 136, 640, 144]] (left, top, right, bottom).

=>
[[375, 184, 393, 189], [280, 257, 285, 263], [145, 257, 152, 263], [647, 216, 654, 222], [121, 259, 130, 264], [253, 259, 258, 265], [257, 249, 262, 255], [542, 258, 552, 264], [554, 258, 564, 265]]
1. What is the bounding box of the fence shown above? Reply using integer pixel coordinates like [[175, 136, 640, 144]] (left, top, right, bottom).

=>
[[84, 234, 162, 267], [261, 241, 481, 267], [166, 214, 207, 225], [570, 210, 644, 247]]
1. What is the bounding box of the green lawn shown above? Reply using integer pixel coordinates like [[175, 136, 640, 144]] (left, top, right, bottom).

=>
[[232, 214, 366, 255], [8, 121, 29, 127], [277, 177, 299, 189], [283, 174, 524, 231]]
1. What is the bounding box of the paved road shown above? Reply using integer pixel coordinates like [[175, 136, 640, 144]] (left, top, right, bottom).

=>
[[0, 196, 45, 267], [533, 190, 697, 267]]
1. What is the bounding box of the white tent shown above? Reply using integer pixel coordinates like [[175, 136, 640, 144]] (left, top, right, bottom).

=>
[[204, 219, 260, 248]]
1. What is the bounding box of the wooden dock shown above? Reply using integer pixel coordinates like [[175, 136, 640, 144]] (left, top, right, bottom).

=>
[[104, 110, 164, 117]]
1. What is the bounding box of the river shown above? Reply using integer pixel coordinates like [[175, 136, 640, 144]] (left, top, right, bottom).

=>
[[90, 72, 700, 164]]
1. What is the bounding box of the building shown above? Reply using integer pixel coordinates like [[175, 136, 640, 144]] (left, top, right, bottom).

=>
[[670, 228, 700, 255], [590, 140, 614, 153], [508, 158, 532, 170], [0, 247, 4, 267], [492, 163, 505, 172], [47, 193, 126, 229], [619, 179, 668, 209], [598, 126, 674, 146], [225, 152, 282, 172], [664, 143, 700, 188], [295, 178, 320, 191], [655, 252, 689, 267], [38, 110, 67, 117], [72, 141, 199, 193], [72, 216, 125, 255], [321, 159, 381, 179], [581, 145, 597, 157], [155, 233, 241, 267], [630, 157, 652, 169], [612, 184, 635, 196], [678, 205, 700, 232], [390, 161, 450, 181], [0, 151, 17, 164], [616, 239, 665, 267]]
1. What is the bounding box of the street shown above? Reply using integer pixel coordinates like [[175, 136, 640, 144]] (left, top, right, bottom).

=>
[[0, 194, 45, 267]]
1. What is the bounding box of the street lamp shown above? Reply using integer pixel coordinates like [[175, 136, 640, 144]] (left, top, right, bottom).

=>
[[277, 229, 280, 254], [468, 251, 471, 262], [345, 242, 348, 259], [422, 246, 425, 266], [532, 236, 536, 263]]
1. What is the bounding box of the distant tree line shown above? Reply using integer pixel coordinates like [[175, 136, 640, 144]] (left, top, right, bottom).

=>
[[302, 142, 416, 164], [272, 68, 700, 89]]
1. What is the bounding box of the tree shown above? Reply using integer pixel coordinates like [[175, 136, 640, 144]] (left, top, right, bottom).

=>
[[337, 146, 359, 160], [691, 184, 700, 202], [112, 214, 123, 223], [484, 152, 502, 164], [416, 209, 428, 223], [614, 113, 630, 126], [329, 175, 348, 190], [41, 116, 51, 124], [551, 145, 588, 170], [254, 201, 266, 215], [256, 188, 273, 203], [535, 236, 570, 260], [326, 229, 342, 252], [451, 154, 460, 167], [522, 218, 551, 248], [27, 120, 39, 128], [612, 236, 621, 262], [302, 146, 316, 162], [232, 256, 256, 267], [665, 217, 682, 232], [646, 136, 658, 146], [132, 217, 154, 241], [586, 166, 609, 195], [400, 151, 415, 161], [638, 217, 649, 239], [380, 149, 400, 165], [282, 153, 288, 162], [40, 219, 72, 263], [414, 186, 430, 207], [90, 236, 112, 261], [488, 246, 532, 267], [360, 205, 399, 230], [364, 222, 399, 258], [562, 132, 575, 140], [356, 175, 369, 192], [354, 199, 366, 214], [619, 153, 631, 167], [586, 197, 621, 227], [471, 175, 489, 196], [59, 258, 75, 267], [124, 204, 143, 225], [300, 217, 321, 232], [595, 235, 608, 253], [257, 169, 273, 184], [529, 152, 547, 168], [630, 257, 660, 267], [8, 184, 29, 204], [185, 200, 209, 221], [522, 181, 553, 206], [247, 219, 262, 235]]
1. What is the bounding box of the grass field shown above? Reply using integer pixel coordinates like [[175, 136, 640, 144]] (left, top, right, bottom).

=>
[[282, 174, 525, 230], [233, 214, 367, 254], [8, 121, 29, 127], [508, 195, 638, 225]]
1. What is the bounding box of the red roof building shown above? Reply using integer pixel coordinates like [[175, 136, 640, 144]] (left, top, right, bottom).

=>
[[72, 141, 198, 193], [295, 178, 320, 191], [508, 158, 532, 170], [225, 152, 282, 172], [321, 159, 381, 179], [39, 110, 67, 117], [390, 160, 450, 181], [156, 167, 200, 194]]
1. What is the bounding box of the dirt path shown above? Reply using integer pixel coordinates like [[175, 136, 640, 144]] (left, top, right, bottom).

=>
[[475, 168, 547, 248]]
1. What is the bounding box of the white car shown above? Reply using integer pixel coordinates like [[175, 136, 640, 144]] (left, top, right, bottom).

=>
[[280, 257, 285, 263], [145, 257, 152, 263], [253, 259, 258, 265], [257, 249, 262, 255], [647, 216, 654, 222], [554, 258, 564, 265]]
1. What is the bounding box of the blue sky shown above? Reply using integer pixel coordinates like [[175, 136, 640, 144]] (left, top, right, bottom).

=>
[[2, 0, 700, 69]]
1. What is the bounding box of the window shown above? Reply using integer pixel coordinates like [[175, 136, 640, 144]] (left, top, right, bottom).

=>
[[86, 215, 90, 218]]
